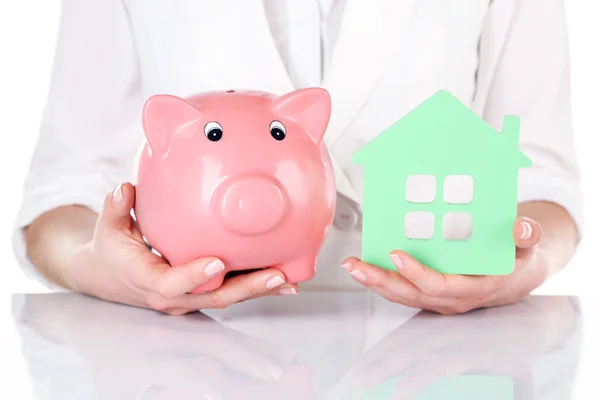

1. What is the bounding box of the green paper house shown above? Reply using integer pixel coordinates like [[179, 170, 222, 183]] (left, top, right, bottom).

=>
[[352, 90, 531, 275]]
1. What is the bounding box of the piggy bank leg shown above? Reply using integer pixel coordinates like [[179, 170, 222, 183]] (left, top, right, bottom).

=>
[[278, 257, 318, 284], [189, 275, 226, 295]]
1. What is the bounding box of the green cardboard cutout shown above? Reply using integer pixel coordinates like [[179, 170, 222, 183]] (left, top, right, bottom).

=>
[[352, 90, 531, 275]]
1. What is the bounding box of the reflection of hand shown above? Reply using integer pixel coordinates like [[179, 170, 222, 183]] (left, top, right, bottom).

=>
[[341, 296, 579, 400], [21, 294, 310, 400], [69, 182, 297, 315], [342, 217, 544, 314]]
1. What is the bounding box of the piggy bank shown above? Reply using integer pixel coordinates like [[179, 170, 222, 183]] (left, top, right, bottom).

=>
[[134, 88, 336, 293]]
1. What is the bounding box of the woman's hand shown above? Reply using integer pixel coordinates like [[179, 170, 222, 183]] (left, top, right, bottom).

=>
[[19, 292, 309, 400], [340, 296, 580, 399], [342, 216, 548, 314], [28, 182, 298, 315]]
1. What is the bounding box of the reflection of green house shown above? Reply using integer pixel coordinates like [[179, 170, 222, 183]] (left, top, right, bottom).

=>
[[361, 375, 514, 400], [352, 91, 531, 275]]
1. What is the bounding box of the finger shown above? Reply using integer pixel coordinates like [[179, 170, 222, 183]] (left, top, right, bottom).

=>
[[252, 283, 299, 299], [187, 332, 287, 382], [202, 338, 286, 382], [514, 217, 542, 250], [388, 251, 503, 302], [145, 257, 226, 299], [342, 331, 439, 389], [341, 258, 467, 312], [231, 330, 298, 363], [142, 356, 225, 399], [171, 313, 296, 379], [341, 257, 424, 305], [99, 182, 135, 232], [342, 314, 473, 390], [176, 267, 288, 310], [273, 284, 299, 296]]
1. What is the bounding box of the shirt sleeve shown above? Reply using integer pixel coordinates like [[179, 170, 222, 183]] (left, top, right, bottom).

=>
[[12, 0, 143, 289], [478, 0, 584, 237]]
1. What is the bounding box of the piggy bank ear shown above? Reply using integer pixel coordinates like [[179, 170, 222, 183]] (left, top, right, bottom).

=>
[[271, 88, 331, 143], [142, 94, 201, 155]]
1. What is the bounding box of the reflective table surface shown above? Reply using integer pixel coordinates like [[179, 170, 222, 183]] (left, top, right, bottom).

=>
[[1, 291, 598, 399]]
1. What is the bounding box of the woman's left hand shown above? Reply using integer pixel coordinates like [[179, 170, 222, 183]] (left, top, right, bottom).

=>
[[342, 216, 545, 314]]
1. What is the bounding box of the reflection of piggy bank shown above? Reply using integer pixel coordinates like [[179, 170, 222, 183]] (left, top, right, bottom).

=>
[[134, 88, 336, 293]]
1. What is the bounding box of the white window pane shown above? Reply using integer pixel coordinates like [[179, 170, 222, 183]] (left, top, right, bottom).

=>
[[406, 175, 436, 203], [405, 211, 435, 239], [443, 212, 472, 240], [444, 175, 473, 204]]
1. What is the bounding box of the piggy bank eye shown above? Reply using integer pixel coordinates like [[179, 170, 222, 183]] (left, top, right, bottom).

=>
[[204, 121, 223, 142], [270, 120, 286, 141]]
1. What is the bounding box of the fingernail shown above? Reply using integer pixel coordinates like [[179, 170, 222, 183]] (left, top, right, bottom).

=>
[[520, 221, 533, 240], [264, 362, 285, 380], [390, 253, 403, 269], [266, 275, 285, 289], [279, 287, 297, 295], [341, 262, 352, 270], [349, 269, 367, 282], [112, 184, 123, 204], [204, 259, 225, 276]]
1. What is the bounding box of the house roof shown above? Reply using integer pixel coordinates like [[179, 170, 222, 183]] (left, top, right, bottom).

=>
[[352, 90, 532, 169]]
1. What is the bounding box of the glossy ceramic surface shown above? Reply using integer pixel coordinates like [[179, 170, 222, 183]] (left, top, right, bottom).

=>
[[134, 88, 336, 293], [4, 292, 594, 400]]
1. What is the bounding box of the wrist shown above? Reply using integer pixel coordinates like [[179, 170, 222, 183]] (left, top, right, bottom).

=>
[[63, 241, 96, 293], [485, 253, 550, 308], [518, 201, 578, 273], [24, 205, 99, 291]]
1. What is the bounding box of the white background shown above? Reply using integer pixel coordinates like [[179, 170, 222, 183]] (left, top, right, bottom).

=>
[[0, 2, 598, 398], [1, 1, 597, 295]]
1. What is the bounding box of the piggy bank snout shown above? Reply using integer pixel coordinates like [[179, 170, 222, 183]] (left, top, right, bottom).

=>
[[216, 176, 288, 235]]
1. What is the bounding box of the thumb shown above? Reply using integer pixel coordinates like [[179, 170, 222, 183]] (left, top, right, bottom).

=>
[[99, 182, 136, 231], [513, 216, 542, 250]]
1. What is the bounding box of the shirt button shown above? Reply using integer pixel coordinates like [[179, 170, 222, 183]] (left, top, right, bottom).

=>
[[334, 198, 359, 231]]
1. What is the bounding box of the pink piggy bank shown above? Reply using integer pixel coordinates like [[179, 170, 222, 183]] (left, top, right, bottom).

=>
[[134, 88, 336, 293]]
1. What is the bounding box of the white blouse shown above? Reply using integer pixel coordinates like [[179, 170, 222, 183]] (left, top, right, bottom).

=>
[[13, 0, 583, 291]]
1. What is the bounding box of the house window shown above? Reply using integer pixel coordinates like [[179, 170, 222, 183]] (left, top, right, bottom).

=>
[[405, 211, 435, 239], [443, 212, 472, 240], [444, 175, 473, 204], [404, 175, 473, 240], [405, 175, 436, 203]]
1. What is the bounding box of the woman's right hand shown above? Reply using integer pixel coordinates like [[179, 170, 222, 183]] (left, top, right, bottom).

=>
[[66, 182, 298, 315]]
